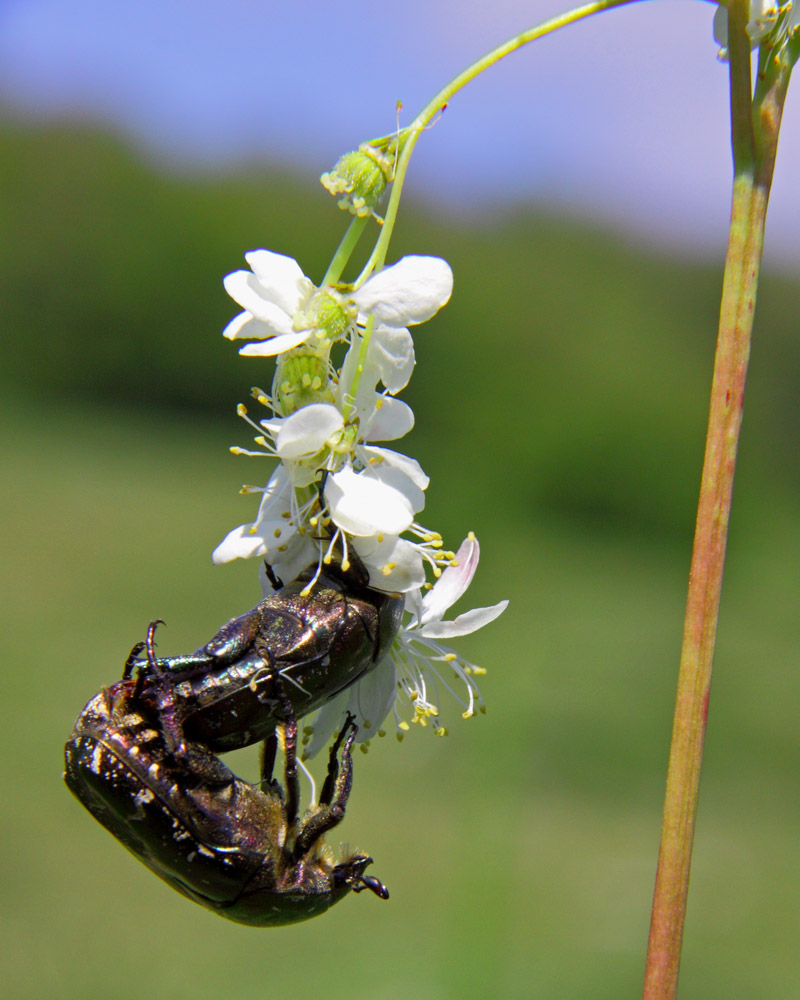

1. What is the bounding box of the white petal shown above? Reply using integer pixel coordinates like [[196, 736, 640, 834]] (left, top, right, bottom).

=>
[[224, 312, 299, 344], [346, 657, 398, 742], [712, 5, 728, 47], [305, 658, 398, 755], [258, 533, 318, 596], [370, 325, 415, 392], [238, 330, 311, 356], [358, 445, 429, 490], [223, 271, 296, 332], [353, 256, 453, 326], [222, 311, 254, 340], [365, 397, 415, 441], [420, 535, 480, 624], [276, 403, 344, 459], [419, 600, 509, 639], [244, 249, 312, 316], [325, 467, 414, 536], [368, 463, 426, 515], [303, 690, 350, 759], [253, 464, 292, 514], [353, 535, 426, 592], [212, 523, 268, 564]]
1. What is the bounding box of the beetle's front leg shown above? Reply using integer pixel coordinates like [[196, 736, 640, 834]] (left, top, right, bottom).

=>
[[274, 685, 300, 828]]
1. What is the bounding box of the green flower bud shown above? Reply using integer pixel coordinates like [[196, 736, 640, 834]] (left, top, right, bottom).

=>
[[274, 349, 335, 415], [314, 289, 351, 341], [321, 142, 395, 217]]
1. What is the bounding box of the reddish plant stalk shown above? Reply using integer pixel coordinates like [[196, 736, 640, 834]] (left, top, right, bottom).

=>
[[641, 3, 790, 995]]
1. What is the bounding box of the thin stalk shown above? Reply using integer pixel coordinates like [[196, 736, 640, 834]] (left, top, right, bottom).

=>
[[642, 3, 790, 996], [357, 0, 646, 283]]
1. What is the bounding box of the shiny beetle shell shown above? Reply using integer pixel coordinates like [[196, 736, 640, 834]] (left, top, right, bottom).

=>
[[64, 680, 388, 926], [130, 555, 403, 754]]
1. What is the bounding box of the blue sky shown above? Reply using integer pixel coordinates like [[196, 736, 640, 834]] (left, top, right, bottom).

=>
[[1, 0, 798, 263]]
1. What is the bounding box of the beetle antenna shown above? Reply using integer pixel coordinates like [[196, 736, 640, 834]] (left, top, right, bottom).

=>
[[277, 662, 311, 696]]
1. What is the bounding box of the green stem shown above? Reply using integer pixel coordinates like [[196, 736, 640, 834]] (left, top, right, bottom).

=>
[[322, 214, 369, 286], [642, 4, 791, 996], [343, 0, 649, 412], [356, 0, 647, 284]]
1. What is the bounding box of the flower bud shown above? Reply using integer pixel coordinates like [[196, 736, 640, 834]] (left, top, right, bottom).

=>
[[321, 142, 395, 217], [274, 349, 334, 415]]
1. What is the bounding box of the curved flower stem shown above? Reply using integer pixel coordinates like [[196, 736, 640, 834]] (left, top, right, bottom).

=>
[[356, 0, 647, 283], [642, 4, 791, 997]]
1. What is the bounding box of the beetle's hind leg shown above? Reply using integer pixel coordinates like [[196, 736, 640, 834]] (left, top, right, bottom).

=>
[[318, 712, 357, 806], [290, 716, 357, 862]]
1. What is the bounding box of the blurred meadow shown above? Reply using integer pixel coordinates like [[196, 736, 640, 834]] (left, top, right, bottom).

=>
[[3, 116, 800, 999]]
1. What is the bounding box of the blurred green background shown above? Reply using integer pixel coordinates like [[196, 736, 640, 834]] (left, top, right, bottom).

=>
[[3, 117, 800, 999]]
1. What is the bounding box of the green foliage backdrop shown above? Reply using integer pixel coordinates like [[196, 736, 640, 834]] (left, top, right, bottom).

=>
[[3, 118, 800, 998]]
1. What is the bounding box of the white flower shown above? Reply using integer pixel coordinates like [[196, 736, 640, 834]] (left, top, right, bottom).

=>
[[302, 533, 508, 757], [223, 250, 452, 358], [211, 465, 318, 579], [713, 1, 799, 59], [223, 250, 321, 356]]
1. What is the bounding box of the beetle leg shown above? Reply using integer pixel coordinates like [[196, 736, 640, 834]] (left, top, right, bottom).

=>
[[140, 619, 190, 758], [318, 712, 356, 806], [276, 688, 300, 828], [122, 641, 146, 681], [263, 562, 284, 591], [259, 732, 282, 798], [291, 718, 356, 862]]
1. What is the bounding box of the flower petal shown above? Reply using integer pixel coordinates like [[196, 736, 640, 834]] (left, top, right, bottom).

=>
[[347, 657, 398, 741], [420, 534, 480, 624], [302, 690, 350, 759], [367, 463, 426, 515], [325, 466, 414, 536], [223, 271, 296, 332], [244, 249, 312, 316], [353, 256, 453, 326], [365, 397, 415, 441], [353, 535, 426, 592], [370, 325, 415, 392], [419, 600, 509, 639], [212, 523, 268, 564], [238, 330, 311, 356], [276, 403, 344, 459], [358, 445, 430, 491]]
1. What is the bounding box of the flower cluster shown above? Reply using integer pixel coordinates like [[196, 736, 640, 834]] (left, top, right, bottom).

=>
[[213, 248, 507, 749]]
